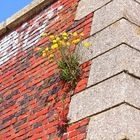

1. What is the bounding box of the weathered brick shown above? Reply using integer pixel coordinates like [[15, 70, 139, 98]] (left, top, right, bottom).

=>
[[33, 122, 42, 129], [0, 0, 91, 139]]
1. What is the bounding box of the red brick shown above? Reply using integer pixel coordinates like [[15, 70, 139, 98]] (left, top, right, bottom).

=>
[[77, 133, 87, 140], [68, 130, 78, 138], [20, 123, 29, 130], [46, 127, 56, 134], [79, 118, 90, 126], [67, 122, 80, 131], [74, 84, 87, 93]]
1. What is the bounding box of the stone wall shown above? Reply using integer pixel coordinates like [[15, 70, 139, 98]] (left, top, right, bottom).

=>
[[0, 0, 140, 140], [68, 0, 140, 139]]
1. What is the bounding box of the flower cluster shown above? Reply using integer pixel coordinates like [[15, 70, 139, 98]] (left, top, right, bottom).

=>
[[35, 32, 93, 136], [35, 31, 91, 60], [35, 31, 92, 87]]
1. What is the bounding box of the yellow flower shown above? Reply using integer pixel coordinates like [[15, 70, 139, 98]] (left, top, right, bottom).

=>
[[51, 44, 59, 49], [50, 35, 55, 39], [59, 40, 65, 46], [62, 32, 67, 36], [73, 32, 78, 37], [48, 54, 54, 59], [42, 51, 46, 57], [80, 33, 84, 36], [84, 42, 90, 48], [45, 47, 49, 51], [72, 39, 80, 44], [53, 40, 57, 43], [40, 32, 47, 37], [56, 37, 60, 41], [63, 36, 67, 40], [36, 47, 41, 51], [76, 38, 81, 43], [72, 40, 77, 44], [66, 42, 70, 46]]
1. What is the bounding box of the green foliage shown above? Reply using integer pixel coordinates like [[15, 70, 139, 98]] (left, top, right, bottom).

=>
[[35, 31, 92, 87], [58, 53, 81, 87]]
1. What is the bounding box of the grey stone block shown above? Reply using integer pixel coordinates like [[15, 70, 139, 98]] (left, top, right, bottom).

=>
[[88, 44, 140, 86], [86, 104, 140, 140], [75, 0, 112, 20], [0, 22, 6, 36], [68, 73, 140, 123], [78, 19, 140, 63], [91, 0, 140, 35], [136, 0, 140, 3]]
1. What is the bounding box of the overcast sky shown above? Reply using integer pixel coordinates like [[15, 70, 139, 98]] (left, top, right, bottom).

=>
[[0, 0, 32, 22]]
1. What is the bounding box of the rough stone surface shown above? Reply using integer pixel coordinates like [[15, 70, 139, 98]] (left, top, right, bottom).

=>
[[91, 0, 140, 34], [68, 73, 140, 122], [86, 104, 140, 140], [0, 22, 6, 36], [88, 44, 140, 86], [75, 0, 112, 20], [78, 19, 140, 63]]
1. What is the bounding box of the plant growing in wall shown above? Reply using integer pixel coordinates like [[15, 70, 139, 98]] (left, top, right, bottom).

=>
[[36, 31, 91, 87], [55, 94, 70, 136], [35, 31, 92, 136]]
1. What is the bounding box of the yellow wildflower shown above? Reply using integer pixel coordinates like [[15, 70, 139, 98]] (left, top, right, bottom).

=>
[[45, 47, 49, 51], [73, 32, 78, 37], [62, 32, 67, 36], [72, 40, 77, 44], [59, 40, 65, 46], [66, 42, 70, 46], [56, 37, 60, 41], [48, 54, 54, 59], [84, 42, 90, 48], [42, 51, 46, 57], [72, 39, 80, 44], [40, 32, 47, 37], [51, 44, 59, 49], [53, 40, 57, 43], [63, 36, 67, 40], [59, 40, 62, 43], [76, 38, 81, 43], [50, 35, 55, 39]]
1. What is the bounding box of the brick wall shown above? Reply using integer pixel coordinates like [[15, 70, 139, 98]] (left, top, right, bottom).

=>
[[1, 0, 140, 140], [0, 0, 93, 139]]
